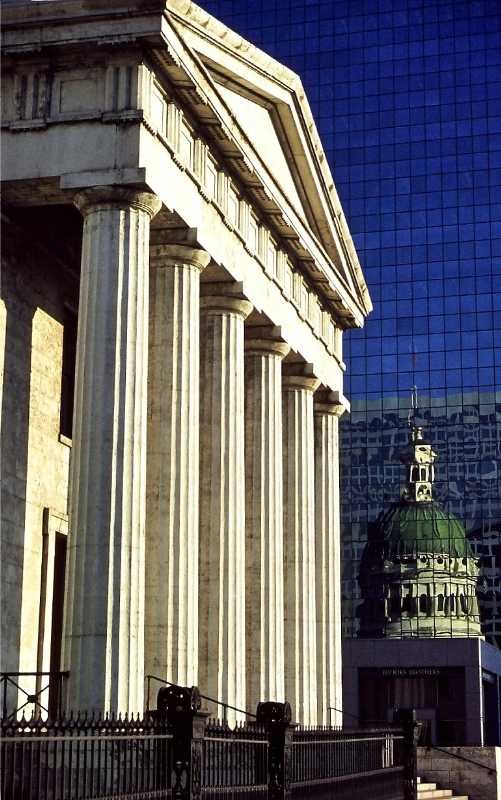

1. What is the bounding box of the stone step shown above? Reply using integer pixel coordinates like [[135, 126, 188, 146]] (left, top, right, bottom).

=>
[[417, 775, 469, 800]]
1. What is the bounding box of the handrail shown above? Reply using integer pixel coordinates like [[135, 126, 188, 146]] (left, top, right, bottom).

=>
[[0, 672, 70, 677], [1, 671, 69, 720], [145, 674, 256, 720], [327, 704, 360, 722], [423, 744, 495, 774]]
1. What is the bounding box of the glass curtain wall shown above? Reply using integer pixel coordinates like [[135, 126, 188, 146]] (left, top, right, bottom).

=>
[[200, 0, 501, 647]]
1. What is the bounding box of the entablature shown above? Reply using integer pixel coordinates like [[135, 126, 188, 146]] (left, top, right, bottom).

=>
[[1, 74, 342, 362]]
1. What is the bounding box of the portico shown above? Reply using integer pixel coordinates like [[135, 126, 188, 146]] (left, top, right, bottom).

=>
[[1, 0, 371, 725]]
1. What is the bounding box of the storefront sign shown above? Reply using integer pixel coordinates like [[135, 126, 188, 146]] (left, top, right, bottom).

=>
[[381, 667, 441, 678]]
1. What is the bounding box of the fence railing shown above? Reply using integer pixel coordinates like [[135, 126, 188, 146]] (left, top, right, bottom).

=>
[[0, 684, 419, 800], [202, 719, 268, 796], [0, 712, 174, 800], [291, 726, 405, 800]]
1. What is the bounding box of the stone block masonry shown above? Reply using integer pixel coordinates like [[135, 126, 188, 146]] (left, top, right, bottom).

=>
[[418, 747, 501, 800]]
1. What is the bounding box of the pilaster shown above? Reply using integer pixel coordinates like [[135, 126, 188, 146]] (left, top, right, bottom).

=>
[[64, 186, 161, 714], [282, 367, 320, 725], [199, 286, 252, 724], [244, 329, 290, 710], [145, 243, 210, 691]]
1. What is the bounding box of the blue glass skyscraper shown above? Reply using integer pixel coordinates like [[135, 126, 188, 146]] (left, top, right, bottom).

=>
[[200, 0, 501, 646]]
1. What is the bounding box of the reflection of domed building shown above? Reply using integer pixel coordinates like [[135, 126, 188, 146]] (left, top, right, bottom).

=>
[[343, 403, 501, 747], [359, 424, 481, 639]]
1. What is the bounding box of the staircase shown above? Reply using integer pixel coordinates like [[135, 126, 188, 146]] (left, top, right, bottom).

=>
[[417, 776, 469, 800]]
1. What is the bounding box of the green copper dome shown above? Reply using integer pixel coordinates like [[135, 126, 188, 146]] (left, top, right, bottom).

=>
[[376, 500, 474, 560], [358, 399, 482, 639]]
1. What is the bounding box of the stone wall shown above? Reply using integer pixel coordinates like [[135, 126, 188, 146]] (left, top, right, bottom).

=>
[[1, 211, 78, 708], [418, 746, 501, 800]]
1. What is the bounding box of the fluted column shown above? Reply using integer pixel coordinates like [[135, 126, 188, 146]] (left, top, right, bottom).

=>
[[199, 288, 252, 724], [282, 368, 320, 725], [64, 187, 161, 714], [314, 391, 346, 726], [244, 329, 290, 710], [145, 244, 210, 693]]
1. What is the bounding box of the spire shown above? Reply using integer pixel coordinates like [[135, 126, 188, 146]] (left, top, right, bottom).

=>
[[400, 387, 437, 503], [408, 384, 418, 424]]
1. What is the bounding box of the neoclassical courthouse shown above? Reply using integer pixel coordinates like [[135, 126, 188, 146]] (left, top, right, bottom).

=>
[[1, 0, 371, 725]]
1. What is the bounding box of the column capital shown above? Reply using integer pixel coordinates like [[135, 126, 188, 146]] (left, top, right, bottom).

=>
[[200, 284, 253, 320], [282, 375, 320, 393], [314, 390, 349, 417], [245, 326, 290, 359], [246, 339, 291, 359], [150, 243, 211, 272], [282, 363, 320, 393], [74, 186, 162, 218]]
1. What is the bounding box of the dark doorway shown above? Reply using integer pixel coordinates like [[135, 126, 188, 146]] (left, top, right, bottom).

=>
[[59, 308, 77, 439], [48, 533, 67, 718], [359, 667, 466, 745]]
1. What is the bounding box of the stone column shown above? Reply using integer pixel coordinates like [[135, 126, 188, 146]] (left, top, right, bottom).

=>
[[282, 367, 320, 725], [199, 287, 252, 724], [64, 187, 161, 714], [314, 391, 346, 726], [244, 328, 290, 711], [145, 244, 210, 694]]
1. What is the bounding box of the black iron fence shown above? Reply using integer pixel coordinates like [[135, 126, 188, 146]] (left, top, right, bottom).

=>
[[0, 712, 174, 800], [0, 684, 418, 800], [291, 726, 405, 800], [202, 720, 268, 797]]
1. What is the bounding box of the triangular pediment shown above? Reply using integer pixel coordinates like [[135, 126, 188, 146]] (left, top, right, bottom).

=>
[[216, 83, 307, 220]]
